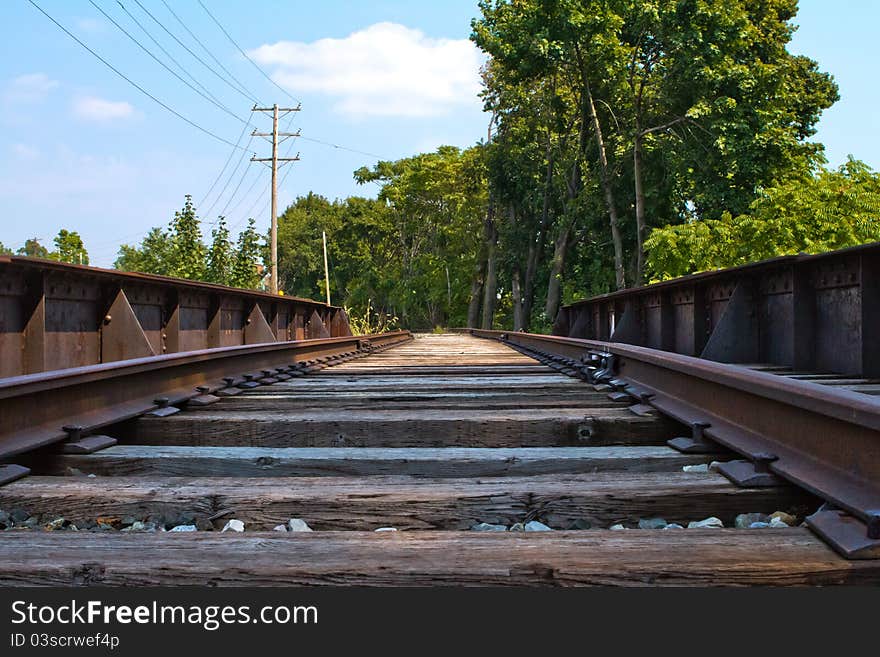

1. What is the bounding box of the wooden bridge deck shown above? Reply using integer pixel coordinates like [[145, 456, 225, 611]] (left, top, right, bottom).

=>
[[2, 333, 878, 586]]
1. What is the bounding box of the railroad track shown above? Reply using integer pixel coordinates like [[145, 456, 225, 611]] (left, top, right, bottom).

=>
[[1, 332, 877, 586]]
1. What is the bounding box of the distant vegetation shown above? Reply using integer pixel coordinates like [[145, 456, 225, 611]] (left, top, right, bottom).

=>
[[1, 230, 90, 265]]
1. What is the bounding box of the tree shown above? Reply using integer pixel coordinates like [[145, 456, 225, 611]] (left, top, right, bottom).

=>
[[0, 242, 12, 255], [229, 219, 264, 289], [51, 229, 89, 264], [167, 195, 206, 280], [206, 217, 234, 285], [16, 238, 49, 258], [115, 227, 172, 276], [645, 158, 880, 279]]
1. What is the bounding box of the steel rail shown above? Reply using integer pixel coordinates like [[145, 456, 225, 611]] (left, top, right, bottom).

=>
[[469, 329, 880, 558], [0, 331, 411, 461]]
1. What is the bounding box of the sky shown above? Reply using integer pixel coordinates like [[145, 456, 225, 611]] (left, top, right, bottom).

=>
[[0, 0, 877, 267]]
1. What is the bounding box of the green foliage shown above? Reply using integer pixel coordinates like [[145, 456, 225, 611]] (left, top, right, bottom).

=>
[[50, 229, 89, 265], [0, 242, 11, 255], [167, 195, 206, 280], [206, 217, 234, 285], [229, 219, 264, 289], [471, 0, 839, 305], [114, 197, 265, 290], [276, 147, 486, 329], [645, 159, 880, 279], [343, 300, 399, 335], [16, 238, 49, 258]]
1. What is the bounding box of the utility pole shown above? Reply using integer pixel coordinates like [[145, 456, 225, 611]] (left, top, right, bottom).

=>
[[252, 103, 300, 294]]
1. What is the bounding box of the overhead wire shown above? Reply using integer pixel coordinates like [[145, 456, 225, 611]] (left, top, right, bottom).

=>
[[114, 0, 227, 110], [197, 112, 253, 209], [87, 0, 249, 127], [27, 0, 251, 151], [135, 0, 260, 105], [159, 0, 259, 102], [196, 0, 300, 104]]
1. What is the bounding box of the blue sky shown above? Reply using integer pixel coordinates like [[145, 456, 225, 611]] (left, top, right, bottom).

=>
[[0, 1, 877, 267]]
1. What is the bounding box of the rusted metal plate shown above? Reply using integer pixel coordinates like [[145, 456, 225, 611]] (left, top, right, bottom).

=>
[[0, 257, 349, 376], [557, 243, 880, 377]]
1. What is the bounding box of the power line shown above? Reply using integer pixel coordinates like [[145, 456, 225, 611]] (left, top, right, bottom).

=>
[[136, 0, 260, 105], [217, 160, 256, 219], [87, 0, 246, 126], [114, 0, 227, 111], [196, 0, 300, 105], [202, 134, 256, 219], [197, 112, 253, 209], [298, 134, 386, 160], [27, 0, 249, 151]]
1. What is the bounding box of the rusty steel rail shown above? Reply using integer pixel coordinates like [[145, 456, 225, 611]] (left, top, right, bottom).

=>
[[0, 331, 412, 462], [0, 256, 352, 377], [469, 329, 880, 559], [554, 241, 880, 377]]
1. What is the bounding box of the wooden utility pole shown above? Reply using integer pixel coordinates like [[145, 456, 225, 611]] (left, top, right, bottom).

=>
[[252, 103, 300, 294], [322, 230, 331, 305]]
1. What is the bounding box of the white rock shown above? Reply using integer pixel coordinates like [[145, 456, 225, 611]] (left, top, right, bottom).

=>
[[471, 522, 508, 532], [709, 461, 724, 472], [663, 523, 684, 529], [769, 517, 790, 528], [374, 527, 397, 532], [169, 524, 197, 532], [221, 519, 245, 532], [687, 517, 724, 529], [749, 522, 770, 529], [287, 518, 313, 532], [87, 474, 97, 478], [273, 525, 288, 532], [524, 520, 552, 532], [508, 522, 525, 531], [609, 524, 627, 530], [682, 464, 709, 473]]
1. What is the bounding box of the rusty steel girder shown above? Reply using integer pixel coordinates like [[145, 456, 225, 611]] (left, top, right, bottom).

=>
[[554, 242, 880, 378], [470, 329, 880, 559], [0, 331, 412, 461], [0, 256, 352, 377]]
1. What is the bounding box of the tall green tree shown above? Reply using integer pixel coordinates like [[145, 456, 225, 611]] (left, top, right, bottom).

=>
[[206, 217, 234, 285], [16, 238, 50, 258], [167, 195, 206, 280], [229, 218, 264, 289], [51, 229, 89, 264], [0, 242, 12, 255]]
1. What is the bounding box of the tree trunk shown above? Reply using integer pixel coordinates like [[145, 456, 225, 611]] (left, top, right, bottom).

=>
[[522, 148, 554, 331], [585, 84, 626, 289], [512, 267, 524, 331], [633, 132, 646, 285], [467, 271, 484, 328], [545, 222, 573, 322], [480, 203, 498, 330]]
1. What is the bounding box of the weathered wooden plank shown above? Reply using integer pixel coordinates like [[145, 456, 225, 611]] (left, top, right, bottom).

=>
[[0, 472, 813, 530], [321, 366, 554, 376], [265, 375, 583, 390], [191, 392, 628, 412], [0, 529, 873, 586], [122, 407, 676, 447], [37, 445, 710, 478]]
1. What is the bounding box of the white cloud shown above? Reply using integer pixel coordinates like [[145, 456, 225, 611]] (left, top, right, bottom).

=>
[[75, 17, 105, 33], [11, 143, 40, 160], [248, 23, 484, 118], [72, 96, 134, 121], [4, 73, 58, 102]]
